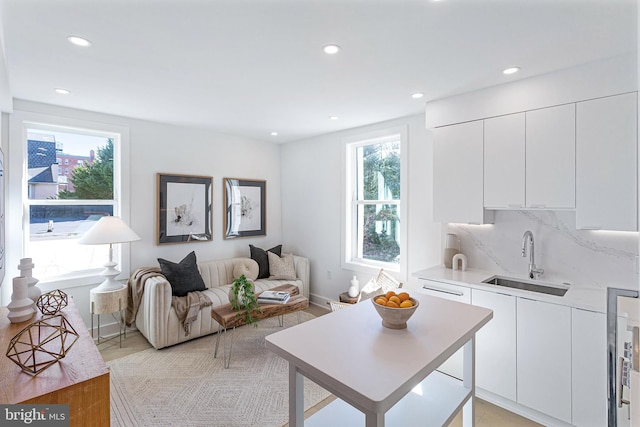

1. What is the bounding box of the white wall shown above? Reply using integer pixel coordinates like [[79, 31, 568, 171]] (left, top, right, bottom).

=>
[[3, 100, 284, 328], [280, 114, 441, 305]]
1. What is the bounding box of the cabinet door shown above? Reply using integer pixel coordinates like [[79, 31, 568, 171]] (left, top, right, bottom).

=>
[[472, 289, 517, 401], [484, 113, 525, 208], [576, 92, 637, 231], [525, 104, 576, 208], [417, 279, 471, 379], [433, 121, 490, 224], [571, 308, 606, 427], [517, 298, 572, 423]]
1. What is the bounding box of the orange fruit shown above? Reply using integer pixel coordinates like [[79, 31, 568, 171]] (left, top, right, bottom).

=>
[[400, 300, 414, 308], [389, 295, 401, 305], [385, 291, 397, 299], [386, 301, 400, 308], [398, 292, 410, 302], [375, 297, 387, 305]]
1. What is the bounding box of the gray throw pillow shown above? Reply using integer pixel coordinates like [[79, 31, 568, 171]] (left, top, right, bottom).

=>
[[249, 244, 282, 279], [157, 251, 207, 297]]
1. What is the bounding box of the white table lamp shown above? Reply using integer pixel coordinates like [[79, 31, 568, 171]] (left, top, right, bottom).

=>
[[79, 216, 140, 292]]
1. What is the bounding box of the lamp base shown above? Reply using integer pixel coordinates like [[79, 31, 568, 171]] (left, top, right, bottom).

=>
[[92, 261, 126, 293]]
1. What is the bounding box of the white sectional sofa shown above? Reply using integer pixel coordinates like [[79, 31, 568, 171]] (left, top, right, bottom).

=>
[[134, 255, 310, 349]]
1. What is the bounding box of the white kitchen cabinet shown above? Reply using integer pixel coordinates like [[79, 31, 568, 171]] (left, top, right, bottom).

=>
[[417, 279, 471, 379], [576, 92, 637, 231], [433, 120, 493, 224], [571, 308, 607, 427], [483, 113, 526, 208], [517, 297, 572, 423], [525, 104, 576, 209], [471, 289, 517, 401]]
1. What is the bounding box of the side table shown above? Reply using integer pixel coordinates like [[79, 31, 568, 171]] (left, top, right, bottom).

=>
[[90, 286, 127, 347], [339, 291, 359, 304]]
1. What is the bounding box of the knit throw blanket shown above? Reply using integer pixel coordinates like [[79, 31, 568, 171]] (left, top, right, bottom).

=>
[[126, 267, 212, 336]]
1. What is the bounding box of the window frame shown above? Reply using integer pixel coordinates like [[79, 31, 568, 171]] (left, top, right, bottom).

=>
[[341, 125, 408, 279], [8, 110, 131, 290]]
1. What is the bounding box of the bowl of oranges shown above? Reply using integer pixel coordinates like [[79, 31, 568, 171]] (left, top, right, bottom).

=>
[[372, 291, 419, 329]]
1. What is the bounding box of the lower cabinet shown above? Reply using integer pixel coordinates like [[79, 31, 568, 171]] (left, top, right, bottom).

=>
[[471, 289, 517, 401], [517, 298, 572, 423], [571, 308, 607, 427]]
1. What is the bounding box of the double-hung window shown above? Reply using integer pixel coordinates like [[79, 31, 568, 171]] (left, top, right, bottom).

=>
[[8, 110, 130, 287], [343, 126, 407, 276]]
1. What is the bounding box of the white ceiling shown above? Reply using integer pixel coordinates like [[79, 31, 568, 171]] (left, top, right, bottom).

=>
[[0, 0, 636, 143]]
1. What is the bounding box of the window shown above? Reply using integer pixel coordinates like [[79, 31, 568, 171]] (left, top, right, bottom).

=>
[[343, 127, 407, 275], [64, 159, 69, 165], [9, 111, 130, 288]]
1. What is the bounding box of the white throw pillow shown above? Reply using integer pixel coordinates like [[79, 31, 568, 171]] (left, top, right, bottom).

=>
[[267, 252, 297, 280], [233, 258, 260, 281]]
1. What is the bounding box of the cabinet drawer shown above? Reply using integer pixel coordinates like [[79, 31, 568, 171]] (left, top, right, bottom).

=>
[[417, 279, 471, 304]]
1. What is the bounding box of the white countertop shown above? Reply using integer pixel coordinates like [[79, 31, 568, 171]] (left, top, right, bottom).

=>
[[411, 266, 609, 314]]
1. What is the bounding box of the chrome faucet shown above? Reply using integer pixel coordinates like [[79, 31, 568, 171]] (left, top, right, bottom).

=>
[[522, 230, 544, 279]]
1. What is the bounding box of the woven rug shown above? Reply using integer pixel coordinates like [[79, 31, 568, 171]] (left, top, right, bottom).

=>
[[109, 312, 331, 427]]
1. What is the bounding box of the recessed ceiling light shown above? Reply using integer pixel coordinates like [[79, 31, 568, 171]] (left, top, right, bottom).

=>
[[503, 67, 520, 75], [323, 44, 341, 55], [329, 116, 339, 120], [54, 88, 70, 95], [271, 132, 278, 136], [412, 93, 424, 99], [67, 36, 92, 47]]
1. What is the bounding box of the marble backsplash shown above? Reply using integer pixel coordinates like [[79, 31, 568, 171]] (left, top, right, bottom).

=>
[[446, 210, 639, 291]]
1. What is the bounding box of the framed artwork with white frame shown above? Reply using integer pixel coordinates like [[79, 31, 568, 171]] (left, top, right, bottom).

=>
[[223, 178, 266, 239]]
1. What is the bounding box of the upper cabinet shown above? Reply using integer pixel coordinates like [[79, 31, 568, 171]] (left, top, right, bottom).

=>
[[525, 104, 576, 209], [484, 113, 526, 208], [576, 92, 638, 231], [433, 120, 493, 224], [484, 105, 576, 210]]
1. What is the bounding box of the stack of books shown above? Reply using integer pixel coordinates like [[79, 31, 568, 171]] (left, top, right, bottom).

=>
[[257, 290, 290, 304]]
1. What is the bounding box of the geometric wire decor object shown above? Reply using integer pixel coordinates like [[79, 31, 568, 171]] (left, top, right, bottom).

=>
[[35, 289, 69, 315], [5, 314, 79, 375]]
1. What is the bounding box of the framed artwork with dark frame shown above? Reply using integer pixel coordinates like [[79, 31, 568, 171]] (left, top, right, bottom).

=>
[[223, 178, 266, 239], [157, 173, 213, 244]]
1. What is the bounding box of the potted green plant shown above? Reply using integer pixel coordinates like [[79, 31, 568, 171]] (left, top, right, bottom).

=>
[[229, 274, 261, 326]]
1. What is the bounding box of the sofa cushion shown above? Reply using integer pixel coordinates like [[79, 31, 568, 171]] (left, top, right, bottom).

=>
[[158, 251, 207, 297], [267, 252, 297, 280], [249, 244, 282, 279], [233, 258, 259, 281]]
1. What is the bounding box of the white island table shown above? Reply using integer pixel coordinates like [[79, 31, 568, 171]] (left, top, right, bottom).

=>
[[265, 293, 493, 427]]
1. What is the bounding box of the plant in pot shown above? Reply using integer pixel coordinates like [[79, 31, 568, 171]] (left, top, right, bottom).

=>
[[229, 274, 261, 326]]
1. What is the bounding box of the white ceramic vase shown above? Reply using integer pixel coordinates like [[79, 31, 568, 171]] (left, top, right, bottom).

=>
[[7, 276, 35, 323], [18, 258, 41, 303]]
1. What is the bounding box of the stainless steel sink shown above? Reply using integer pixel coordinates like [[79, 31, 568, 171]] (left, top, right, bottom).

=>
[[482, 275, 569, 297]]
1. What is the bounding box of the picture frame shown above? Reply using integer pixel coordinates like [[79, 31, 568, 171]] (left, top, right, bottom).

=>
[[223, 178, 266, 239], [157, 173, 213, 244]]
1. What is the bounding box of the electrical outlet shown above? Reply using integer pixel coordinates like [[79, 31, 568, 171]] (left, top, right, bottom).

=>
[[327, 270, 333, 280]]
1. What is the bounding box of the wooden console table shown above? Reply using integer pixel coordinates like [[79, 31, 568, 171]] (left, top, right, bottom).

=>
[[266, 293, 493, 426], [0, 299, 110, 427]]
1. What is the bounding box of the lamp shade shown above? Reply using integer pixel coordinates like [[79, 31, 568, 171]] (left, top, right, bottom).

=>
[[78, 216, 140, 245]]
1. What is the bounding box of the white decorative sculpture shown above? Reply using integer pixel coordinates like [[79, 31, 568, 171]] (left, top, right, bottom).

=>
[[7, 276, 36, 323], [18, 258, 40, 303], [348, 275, 360, 298]]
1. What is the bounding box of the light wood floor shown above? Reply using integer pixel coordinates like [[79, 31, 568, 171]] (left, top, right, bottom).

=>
[[99, 303, 540, 427]]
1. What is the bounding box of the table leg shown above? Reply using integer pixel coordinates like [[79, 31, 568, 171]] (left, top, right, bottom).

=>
[[214, 324, 222, 358], [365, 411, 384, 427], [289, 363, 304, 427], [462, 336, 476, 427]]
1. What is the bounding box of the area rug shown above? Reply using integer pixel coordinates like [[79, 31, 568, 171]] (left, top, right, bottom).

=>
[[109, 312, 331, 427]]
